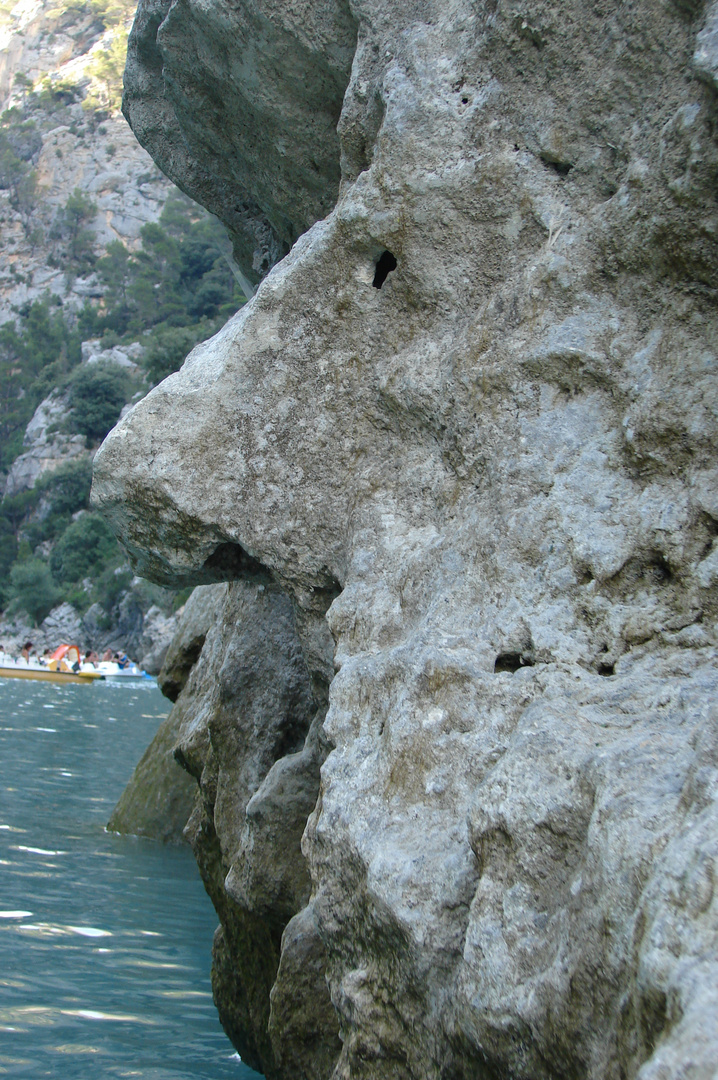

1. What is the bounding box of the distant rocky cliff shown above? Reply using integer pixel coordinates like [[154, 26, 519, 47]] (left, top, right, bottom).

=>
[[95, 0, 718, 1077], [0, 0, 170, 326]]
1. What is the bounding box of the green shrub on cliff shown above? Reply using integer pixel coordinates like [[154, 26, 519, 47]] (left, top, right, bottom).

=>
[[83, 28, 128, 114], [23, 459, 94, 552], [50, 188, 98, 272], [49, 512, 119, 585], [36, 458, 93, 517], [0, 295, 82, 471], [8, 557, 60, 624], [67, 361, 131, 443], [91, 189, 245, 364]]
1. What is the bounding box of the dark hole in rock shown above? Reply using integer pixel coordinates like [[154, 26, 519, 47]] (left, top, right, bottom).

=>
[[598, 661, 615, 677], [202, 541, 273, 584], [494, 652, 535, 673], [461, 96, 469, 104], [540, 154, 573, 177], [373, 250, 397, 288], [646, 555, 672, 585]]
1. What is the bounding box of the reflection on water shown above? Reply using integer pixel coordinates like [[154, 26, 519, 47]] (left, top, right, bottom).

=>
[[0, 679, 262, 1079]]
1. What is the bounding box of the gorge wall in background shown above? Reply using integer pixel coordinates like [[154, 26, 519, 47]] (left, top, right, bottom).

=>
[[96, 0, 718, 1076], [0, 0, 255, 663]]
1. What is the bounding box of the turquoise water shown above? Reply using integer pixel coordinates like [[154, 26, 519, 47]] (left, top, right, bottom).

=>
[[0, 678, 262, 1080]]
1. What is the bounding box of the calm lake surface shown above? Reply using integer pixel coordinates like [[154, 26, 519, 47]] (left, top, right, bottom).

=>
[[0, 677, 262, 1080]]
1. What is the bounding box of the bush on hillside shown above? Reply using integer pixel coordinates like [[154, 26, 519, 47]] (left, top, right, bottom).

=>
[[0, 294, 83, 471], [36, 457, 93, 517], [93, 562, 132, 614], [8, 558, 59, 624], [49, 512, 119, 584], [143, 323, 218, 384], [50, 188, 97, 272], [67, 361, 131, 443], [23, 458, 94, 550]]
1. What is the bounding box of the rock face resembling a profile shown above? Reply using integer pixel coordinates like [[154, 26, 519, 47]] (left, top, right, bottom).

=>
[[94, 0, 718, 1076]]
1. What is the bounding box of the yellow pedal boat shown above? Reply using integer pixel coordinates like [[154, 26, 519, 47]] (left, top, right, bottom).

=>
[[0, 644, 104, 684]]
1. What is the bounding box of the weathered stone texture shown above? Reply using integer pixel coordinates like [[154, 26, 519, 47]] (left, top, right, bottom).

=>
[[107, 704, 197, 843], [164, 580, 339, 1077], [158, 583, 222, 701], [95, 0, 718, 1076]]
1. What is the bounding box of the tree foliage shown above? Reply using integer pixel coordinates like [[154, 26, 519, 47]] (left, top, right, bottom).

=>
[[8, 557, 60, 624], [50, 512, 119, 584], [50, 187, 98, 272], [67, 361, 131, 443], [91, 190, 244, 353], [0, 295, 82, 471]]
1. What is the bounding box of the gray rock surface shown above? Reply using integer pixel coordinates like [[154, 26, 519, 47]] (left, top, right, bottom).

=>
[[158, 583, 222, 701], [0, 0, 171, 328], [94, 0, 718, 1076], [165, 580, 336, 1077], [107, 701, 196, 843], [4, 391, 87, 496], [40, 601, 83, 647], [138, 603, 178, 674], [122, 0, 357, 282], [81, 339, 143, 371], [0, 601, 84, 656]]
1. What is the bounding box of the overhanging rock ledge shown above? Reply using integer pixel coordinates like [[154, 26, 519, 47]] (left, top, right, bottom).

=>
[[93, 0, 718, 1076]]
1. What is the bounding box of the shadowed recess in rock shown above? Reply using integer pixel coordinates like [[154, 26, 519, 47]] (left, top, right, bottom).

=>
[[372, 249, 397, 288], [202, 542, 274, 584], [494, 652, 535, 673]]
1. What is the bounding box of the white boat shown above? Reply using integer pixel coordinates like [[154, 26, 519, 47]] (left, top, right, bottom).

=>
[[87, 660, 154, 682]]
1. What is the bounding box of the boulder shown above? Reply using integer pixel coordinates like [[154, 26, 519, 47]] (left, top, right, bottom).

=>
[[122, 0, 357, 281], [81, 338, 144, 371], [93, 0, 718, 1076], [138, 603, 178, 674], [40, 602, 83, 649]]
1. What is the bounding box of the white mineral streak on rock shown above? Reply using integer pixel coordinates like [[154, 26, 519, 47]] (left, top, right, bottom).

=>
[[93, 0, 718, 1075]]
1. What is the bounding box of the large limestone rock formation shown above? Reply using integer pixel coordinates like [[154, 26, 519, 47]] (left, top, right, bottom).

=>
[[93, 0, 718, 1076]]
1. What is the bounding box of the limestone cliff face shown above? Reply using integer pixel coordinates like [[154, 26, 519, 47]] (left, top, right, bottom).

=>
[[93, 0, 718, 1077], [0, 0, 170, 326]]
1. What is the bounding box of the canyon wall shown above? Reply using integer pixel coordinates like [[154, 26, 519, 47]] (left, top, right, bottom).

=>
[[93, 0, 718, 1076]]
